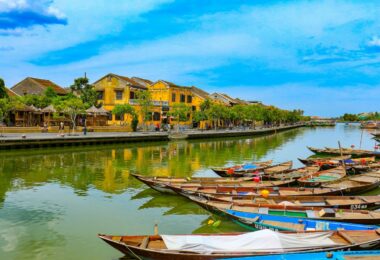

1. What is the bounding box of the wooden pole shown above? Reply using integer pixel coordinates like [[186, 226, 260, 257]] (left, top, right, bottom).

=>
[[338, 141, 347, 175], [359, 129, 364, 149]]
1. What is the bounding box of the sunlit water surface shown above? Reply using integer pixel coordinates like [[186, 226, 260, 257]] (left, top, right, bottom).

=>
[[0, 123, 379, 259]]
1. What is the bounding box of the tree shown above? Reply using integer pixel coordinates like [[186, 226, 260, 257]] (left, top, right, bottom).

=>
[[55, 97, 85, 134], [0, 78, 8, 99], [0, 98, 11, 135], [168, 103, 191, 132], [342, 113, 358, 122], [21, 94, 50, 108], [44, 86, 57, 100], [70, 77, 97, 107], [112, 104, 136, 126], [206, 103, 226, 130], [136, 90, 152, 130]]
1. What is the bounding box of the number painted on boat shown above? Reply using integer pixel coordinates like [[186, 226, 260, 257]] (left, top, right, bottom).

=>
[[350, 204, 367, 210]]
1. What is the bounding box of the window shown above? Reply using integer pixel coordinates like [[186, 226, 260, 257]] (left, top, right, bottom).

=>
[[180, 94, 185, 103], [130, 91, 135, 99], [115, 114, 124, 121], [192, 106, 196, 111], [107, 113, 113, 120], [153, 112, 161, 121], [97, 91, 104, 100], [171, 93, 176, 102], [115, 90, 123, 100], [187, 95, 192, 103]]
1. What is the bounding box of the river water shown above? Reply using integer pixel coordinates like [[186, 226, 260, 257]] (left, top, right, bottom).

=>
[[0, 123, 379, 259]]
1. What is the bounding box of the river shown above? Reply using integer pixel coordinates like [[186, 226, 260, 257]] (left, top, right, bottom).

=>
[[0, 123, 378, 259]]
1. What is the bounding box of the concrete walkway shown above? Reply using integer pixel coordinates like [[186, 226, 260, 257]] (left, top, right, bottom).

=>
[[0, 124, 304, 149]]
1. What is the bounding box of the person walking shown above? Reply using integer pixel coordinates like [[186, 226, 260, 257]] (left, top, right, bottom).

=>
[[58, 122, 64, 135]]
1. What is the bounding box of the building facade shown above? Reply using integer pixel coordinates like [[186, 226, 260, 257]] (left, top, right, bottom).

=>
[[93, 73, 148, 124]]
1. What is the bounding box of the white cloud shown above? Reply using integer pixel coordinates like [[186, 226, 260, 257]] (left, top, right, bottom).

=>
[[368, 36, 380, 47]]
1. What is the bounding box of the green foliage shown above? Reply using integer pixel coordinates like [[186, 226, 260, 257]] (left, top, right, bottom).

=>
[[112, 104, 136, 125], [20, 94, 51, 108], [136, 90, 153, 128], [195, 99, 305, 129], [131, 115, 139, 132], [169, 103, 191, 122], [55, 97, 85, 132], [44, 87, 57, 99], [0, 98, 11, 123], [70, 77, 97, 108], [0, 78, 7, 99], [192, 110, 207, 123]]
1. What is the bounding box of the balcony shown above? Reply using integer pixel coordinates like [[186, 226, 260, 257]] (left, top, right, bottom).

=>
[[129, 100, 169, 106], [129, 99, 139, 105]]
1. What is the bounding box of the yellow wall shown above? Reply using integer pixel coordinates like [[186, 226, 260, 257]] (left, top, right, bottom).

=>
[[94, 76, 208, 127], [94, 75, 141, 125], [148, 81, 200, 125]]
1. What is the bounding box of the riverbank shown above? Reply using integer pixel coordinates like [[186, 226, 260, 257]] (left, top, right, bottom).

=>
[[0, 124, 304, 149]]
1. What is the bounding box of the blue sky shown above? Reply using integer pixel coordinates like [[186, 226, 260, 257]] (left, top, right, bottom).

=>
[[1, 0, 380, 116]]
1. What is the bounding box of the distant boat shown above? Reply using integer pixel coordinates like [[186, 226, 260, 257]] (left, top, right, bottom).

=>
[[307, 146, 380, 158]]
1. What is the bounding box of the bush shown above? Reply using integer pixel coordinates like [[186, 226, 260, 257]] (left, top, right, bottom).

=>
[[131, 116, 138, 132]]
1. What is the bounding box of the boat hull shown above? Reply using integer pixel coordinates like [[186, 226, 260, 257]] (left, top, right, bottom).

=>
[[98, 235, 380, 260]]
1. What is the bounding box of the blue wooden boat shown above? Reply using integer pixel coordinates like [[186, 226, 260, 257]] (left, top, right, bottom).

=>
[[223, 208, 379, 231], [221, 250, 380, 260]]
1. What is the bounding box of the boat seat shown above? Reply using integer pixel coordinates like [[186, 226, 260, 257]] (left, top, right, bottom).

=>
[[337, 231, 355, 244], [306, 210, 316, 218], [140, 237, 150, 248], [262, 220, 305, 231], [258, 208, 269, 214]]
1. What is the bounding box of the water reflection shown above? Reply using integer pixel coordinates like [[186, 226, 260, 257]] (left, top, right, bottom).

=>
[[0, 128, 303, 202]]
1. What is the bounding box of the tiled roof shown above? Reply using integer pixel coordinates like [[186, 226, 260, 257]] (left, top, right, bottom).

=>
[[131, 77, 153, 86], [93, 73, 148, 90], [29, 77, 67, 95], [191, 86, 209, 99], [5, 88, 19, 97]]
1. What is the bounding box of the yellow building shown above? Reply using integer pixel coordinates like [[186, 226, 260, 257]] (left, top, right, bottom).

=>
[[92, 74, 211, 127], [148, 80, 209, 126], [93, 73, 148, 125]]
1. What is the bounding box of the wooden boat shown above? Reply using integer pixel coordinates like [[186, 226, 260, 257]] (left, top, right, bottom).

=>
[[321, 170, 380, 194], [186, 195, 380, 225], [298, 156, 351, 166], [224, 208, 379, 232], [221, 250, 380, 260], [297, 166, 346, 186], [164, 178, 296, 194], [213, 161, 292, 178], [308, 146, 380, 158], [211, 160, 273, 177], [98, 230, 380, 259], [215, 161, 294, 178], [263, 161, 293, 175], [196, 194, 380, 210], [131, 173, 255, 194], [298, 156, 375, 166], [266, 165, 320, 180], [352, 162, 380, 174], [172, 171, 380, 198]]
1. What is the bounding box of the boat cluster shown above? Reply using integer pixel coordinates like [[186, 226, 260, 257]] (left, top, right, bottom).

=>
[[98, 145, 380, 259]]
